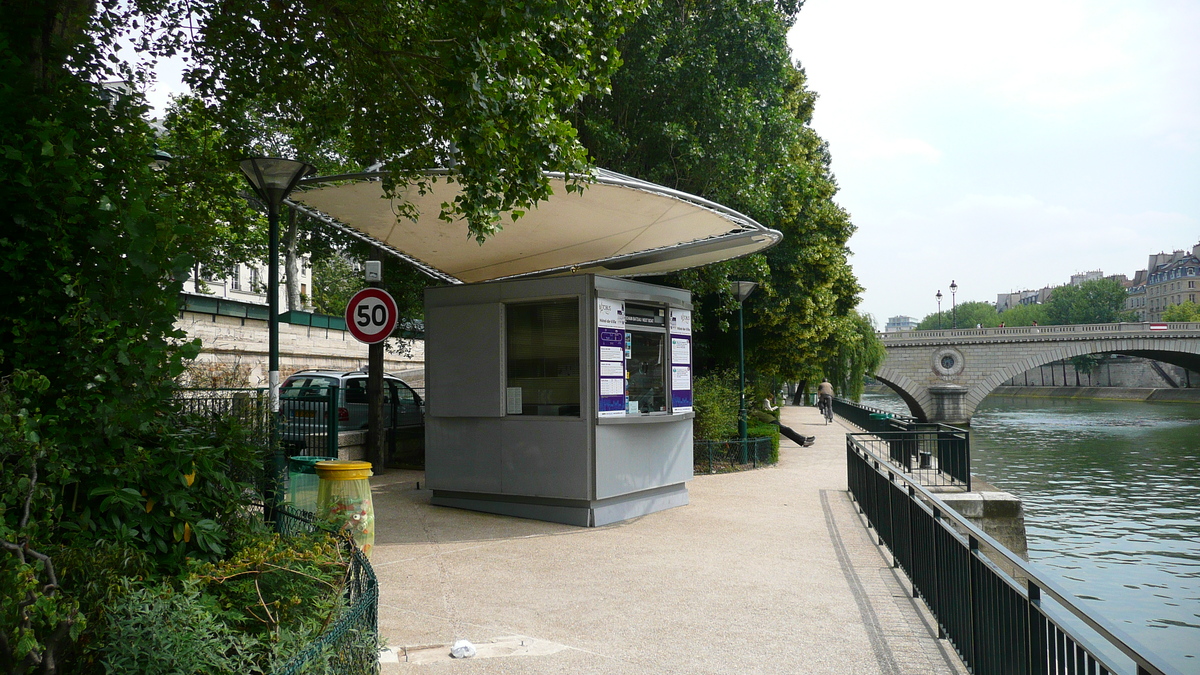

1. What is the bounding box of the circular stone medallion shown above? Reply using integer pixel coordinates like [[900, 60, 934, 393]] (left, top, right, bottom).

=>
[[932, 347, 965, 377]]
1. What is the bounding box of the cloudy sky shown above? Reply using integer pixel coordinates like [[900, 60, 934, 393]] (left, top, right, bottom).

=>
[[787, 0, 1200, 325]]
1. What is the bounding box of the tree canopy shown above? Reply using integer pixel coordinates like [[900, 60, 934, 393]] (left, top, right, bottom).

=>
[[910, 279, 1135, 330], [915, 301, 1001, 330], [1, 1, 641, 669], [1161, 301, 1200, 322], [1043, 278, 1133, 325], [575, 0, 879, 392]]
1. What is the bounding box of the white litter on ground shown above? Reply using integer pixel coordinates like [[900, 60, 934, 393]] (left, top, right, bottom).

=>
[[450, 639, 477, 659]]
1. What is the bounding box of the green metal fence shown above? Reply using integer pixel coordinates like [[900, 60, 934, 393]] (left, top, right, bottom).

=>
[[173, 387, 271, 441], [847, 436, 1182, 675], [694, 437, 776, 473], [260, 505, 379, 675]]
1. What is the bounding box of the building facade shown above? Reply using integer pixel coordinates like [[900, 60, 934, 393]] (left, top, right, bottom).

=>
[[1142, 244, 1200, 321], [885, 315, 918, 332], [182, 258, 314, 313]]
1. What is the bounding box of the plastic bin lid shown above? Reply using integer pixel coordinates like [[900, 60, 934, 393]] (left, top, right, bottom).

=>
[[289, 456, 337, 474], [315, 460, 373, 481]]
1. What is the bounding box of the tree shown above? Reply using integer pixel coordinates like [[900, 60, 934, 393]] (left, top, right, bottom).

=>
[[2, 1, 641, 669], [575, 0, 866, 392], [820, 312, 887, 400], [1162, 301, 1200, 322], [915, 301, 1000, 330], [1044, 279, 1134, 325], [184, 0, 639, 242], [996, 302, 1049, 327]]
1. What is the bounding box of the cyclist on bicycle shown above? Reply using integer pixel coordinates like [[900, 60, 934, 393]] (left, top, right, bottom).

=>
[[817, 378, 834, 421]]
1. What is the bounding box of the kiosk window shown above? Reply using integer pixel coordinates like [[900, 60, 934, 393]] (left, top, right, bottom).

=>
[[627, 331, 667, 414], [506, 300, 580, 416]]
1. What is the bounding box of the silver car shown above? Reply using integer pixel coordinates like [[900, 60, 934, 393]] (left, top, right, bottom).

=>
[[278, 369, 424, 451]]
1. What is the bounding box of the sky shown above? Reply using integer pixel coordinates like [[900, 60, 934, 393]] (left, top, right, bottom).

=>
[[786, 0, 1200, 326]]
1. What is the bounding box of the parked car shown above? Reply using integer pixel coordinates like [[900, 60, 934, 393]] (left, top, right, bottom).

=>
[[278, 369, 424, 451]]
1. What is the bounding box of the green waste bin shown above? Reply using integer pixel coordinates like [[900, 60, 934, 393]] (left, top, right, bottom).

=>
[[288, 456, 336, 515]]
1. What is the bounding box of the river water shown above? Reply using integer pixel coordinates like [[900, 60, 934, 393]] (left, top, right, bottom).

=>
[[860, 392, 1200, 673]]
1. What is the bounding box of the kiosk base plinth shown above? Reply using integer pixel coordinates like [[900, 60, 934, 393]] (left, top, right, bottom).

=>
[[431, 483, 689, 528]]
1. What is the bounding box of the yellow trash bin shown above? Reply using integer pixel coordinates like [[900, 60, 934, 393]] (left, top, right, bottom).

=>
[[315, 460, 375, 557]]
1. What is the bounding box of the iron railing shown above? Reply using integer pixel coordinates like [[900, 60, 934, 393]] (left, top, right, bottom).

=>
[[846, 437, 1184, 675], [849, 430, 970, 490], [832, 397, 916, 432], [260, 505, 379, 675], [278, 384, 341, 458], [173, 387, 271, 441], [833, 398, 971, 489], [694, 437, 776, 472]]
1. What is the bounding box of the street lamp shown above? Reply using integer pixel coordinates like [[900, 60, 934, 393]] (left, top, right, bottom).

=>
[[936, 290, 943, 330], [950, 280, 958, 329], [239, 157, 316, 448], [731, 281, 758, 457]]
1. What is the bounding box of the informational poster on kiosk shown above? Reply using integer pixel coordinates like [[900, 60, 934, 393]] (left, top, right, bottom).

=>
[[597, 298, 627, 417], [669, 308, 693, 412]]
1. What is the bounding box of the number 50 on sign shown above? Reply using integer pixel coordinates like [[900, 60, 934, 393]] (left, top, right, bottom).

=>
[[344, 288, 399, 344]]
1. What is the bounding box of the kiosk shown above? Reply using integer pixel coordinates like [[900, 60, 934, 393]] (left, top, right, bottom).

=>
[[424, 275, 694, 526]]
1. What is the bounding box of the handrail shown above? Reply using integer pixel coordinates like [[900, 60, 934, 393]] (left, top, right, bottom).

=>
[[847, 435, 1184, 675]]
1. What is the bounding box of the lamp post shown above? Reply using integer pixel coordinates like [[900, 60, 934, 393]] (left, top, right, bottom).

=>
[[239, 158, 316, 482], [731, 281, 758, 458], [936, 290, 943, 330], [950, 280, 958, 329]]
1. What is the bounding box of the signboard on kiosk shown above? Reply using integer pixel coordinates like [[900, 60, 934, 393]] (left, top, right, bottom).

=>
[[597, 298, 627, 417], [669, 309, 693, 413]]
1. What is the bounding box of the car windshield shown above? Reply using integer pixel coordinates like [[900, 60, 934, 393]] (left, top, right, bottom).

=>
[[280, 375, 338, 399]]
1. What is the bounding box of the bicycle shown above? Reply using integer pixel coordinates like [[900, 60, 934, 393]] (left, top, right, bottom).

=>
[[818, 396, 833, 424]]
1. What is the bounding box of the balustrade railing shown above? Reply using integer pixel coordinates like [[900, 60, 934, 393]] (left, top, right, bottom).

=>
[[846, 437, 1184, 675], [832, 398, 970, 490], [878, 321, 1200, 343]]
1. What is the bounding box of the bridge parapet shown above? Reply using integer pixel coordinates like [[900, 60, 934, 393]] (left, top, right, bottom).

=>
[[879, 321, 1200, 346], [873, 322, 1200, 424]]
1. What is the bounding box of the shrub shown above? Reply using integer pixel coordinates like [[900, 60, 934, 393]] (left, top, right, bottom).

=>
[[746, 422, 781, 464], [97, 581, 261, 675], [90, 528, 353, 674], [693, 371, 738, 441]]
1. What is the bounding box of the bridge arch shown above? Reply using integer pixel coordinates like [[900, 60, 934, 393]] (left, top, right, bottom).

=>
[[872, 368, 930, 421], [874, 324, 1200, 424]]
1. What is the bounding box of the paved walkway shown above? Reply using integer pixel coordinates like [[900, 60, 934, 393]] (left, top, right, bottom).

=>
[[367, 405, 967, 674]]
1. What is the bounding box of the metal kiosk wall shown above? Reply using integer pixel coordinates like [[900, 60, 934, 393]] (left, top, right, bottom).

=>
[[424, 275, 694, 526]]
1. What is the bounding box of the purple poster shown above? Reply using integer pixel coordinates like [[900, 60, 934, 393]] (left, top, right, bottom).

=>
[[670, 309, 693, 412], [597, 298, 626, 417]]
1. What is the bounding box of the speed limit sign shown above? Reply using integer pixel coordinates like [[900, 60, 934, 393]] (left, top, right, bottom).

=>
[[345, 288, 399, 344]]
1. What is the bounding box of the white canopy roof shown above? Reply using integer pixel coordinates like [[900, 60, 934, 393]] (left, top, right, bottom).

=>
[[288, 168, 781, 284]]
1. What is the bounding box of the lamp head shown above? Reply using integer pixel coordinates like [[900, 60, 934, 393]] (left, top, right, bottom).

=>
[[730, 280, 758, 303], [949, 280, 958, 294], [239, 157, 317, 209], [936, 290, 943, 301]]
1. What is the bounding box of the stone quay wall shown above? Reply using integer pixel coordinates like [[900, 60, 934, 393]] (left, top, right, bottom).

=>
[[176, 310, 426, 389]]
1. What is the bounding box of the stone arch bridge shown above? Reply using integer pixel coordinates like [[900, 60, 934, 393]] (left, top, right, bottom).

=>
[[875, 322, 1200, 424]]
